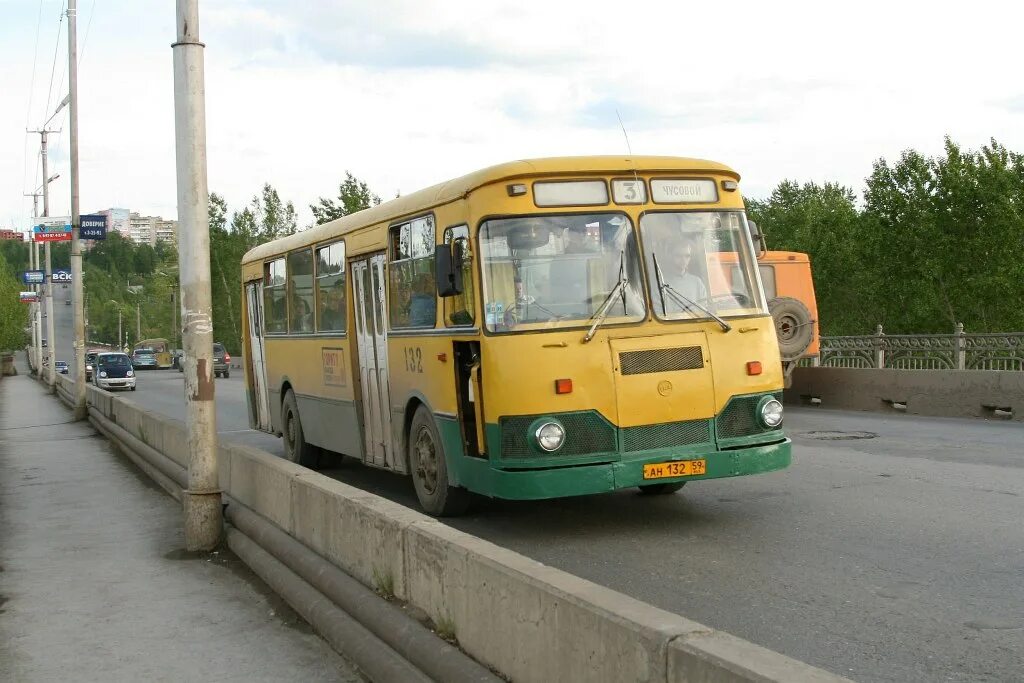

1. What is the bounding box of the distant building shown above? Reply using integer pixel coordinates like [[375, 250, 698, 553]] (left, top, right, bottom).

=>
[[0, 229, 22, 240], [128, 212, 177, 247], [98, 208, 131, 238]]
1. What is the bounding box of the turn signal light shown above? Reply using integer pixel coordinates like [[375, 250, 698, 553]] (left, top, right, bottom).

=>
[[746, 361, 762, 376], [555, 378, 573, 394]]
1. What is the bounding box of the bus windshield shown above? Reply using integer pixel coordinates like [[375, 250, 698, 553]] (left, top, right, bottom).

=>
[[480, 213, 646, 333], [640, 211, 767, 321]]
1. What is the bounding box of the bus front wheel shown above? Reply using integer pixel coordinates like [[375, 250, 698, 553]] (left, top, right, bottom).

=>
[[638, 481, 686, 495], [282, 390, 319, 468], [408, 406, 470, 517]]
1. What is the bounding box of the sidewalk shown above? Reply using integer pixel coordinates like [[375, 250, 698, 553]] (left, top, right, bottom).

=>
[[0, 370, 362, 682]]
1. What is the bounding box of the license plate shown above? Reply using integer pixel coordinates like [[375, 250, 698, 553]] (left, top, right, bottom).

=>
[[643, 459, 706, 480]]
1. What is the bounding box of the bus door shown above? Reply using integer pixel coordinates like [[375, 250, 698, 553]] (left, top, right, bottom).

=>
[[245, 281, 272, 431], [352, 254, 395, 469]]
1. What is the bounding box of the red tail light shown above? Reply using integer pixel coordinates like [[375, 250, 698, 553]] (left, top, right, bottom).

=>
[[224, 353, 231, 362]]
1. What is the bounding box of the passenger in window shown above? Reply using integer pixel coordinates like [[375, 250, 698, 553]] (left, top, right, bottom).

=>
[[562, 224, 595, 254], [321, 288, 346, 330], [409, 272, 436, 327], [293, 297, 313, 332], [662, 238, 708, 304]]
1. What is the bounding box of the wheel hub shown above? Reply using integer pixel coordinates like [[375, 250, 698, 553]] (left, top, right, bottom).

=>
[[414, 426, 439, 494]]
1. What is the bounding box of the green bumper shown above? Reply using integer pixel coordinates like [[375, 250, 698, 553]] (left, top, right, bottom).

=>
[[448, 435, 791, 501]]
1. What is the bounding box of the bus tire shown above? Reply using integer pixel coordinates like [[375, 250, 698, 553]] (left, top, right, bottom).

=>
[[768, 296, 814, 361], [282, 390, 319, 468], [638, 481, 686, 495], [408, 405, 470, 517]]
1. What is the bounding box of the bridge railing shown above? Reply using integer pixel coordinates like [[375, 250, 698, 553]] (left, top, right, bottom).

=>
[[805, 323, 1024, 371]]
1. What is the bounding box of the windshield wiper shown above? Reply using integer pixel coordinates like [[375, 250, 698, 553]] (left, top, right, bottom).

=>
[[583, 251, 629, 343], [651, 253, 731, 332]]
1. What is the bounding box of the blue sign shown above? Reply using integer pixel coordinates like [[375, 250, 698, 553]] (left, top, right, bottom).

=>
[[22, 270, 45, 285], [51, 269, 73, 283], [80, 214, 107, 240]]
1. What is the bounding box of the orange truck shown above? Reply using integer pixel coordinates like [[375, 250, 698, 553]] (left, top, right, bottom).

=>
[[744, 223, 820, 385]]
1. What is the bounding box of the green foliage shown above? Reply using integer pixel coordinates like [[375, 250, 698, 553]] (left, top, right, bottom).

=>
[[0, 250, 28, 351], [310, 171, 381, 225], [748, 137, 1024, 334]]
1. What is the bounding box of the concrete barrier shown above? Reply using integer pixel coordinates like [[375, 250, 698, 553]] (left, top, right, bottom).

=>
[[81, 387, 849, 683], [788, 367, 1023, 421]]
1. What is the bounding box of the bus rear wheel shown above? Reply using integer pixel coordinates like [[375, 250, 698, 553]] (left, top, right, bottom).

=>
[[638, 481, 686, 495], [282, 390, 319, 468], [408, 406, 470, 517]]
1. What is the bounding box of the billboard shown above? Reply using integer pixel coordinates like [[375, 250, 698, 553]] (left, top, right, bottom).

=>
[[20, 291, 40, 303], [33, 216, 72, 242], [51, 269, 73, 282], [22, 270, 45, 285], [81, 214, 107, 240]]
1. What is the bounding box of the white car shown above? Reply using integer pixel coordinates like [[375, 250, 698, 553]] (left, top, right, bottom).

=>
[[93, 352, 137, 391]]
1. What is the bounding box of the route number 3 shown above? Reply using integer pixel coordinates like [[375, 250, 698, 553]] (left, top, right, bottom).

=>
[[404, 347, 423, 373]]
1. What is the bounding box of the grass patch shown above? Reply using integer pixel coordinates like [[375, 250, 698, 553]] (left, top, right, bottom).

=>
[[372, 567, 395, 600]]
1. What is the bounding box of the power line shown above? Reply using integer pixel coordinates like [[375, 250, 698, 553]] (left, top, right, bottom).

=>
[[22, 0, 46, 228], [44, 2, 67, 123], [79, 0, 97, 65]]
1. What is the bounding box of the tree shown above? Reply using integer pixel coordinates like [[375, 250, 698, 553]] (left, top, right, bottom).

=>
[[747, 180, 872, 334], [310, 171, 381, 225], [0, 251, 27, 351], [250, 183, 297, 242]]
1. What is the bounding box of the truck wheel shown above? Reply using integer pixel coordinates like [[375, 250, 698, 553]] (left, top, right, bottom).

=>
[[408, 406, 470, 516], [282, 390, 319, 468], [768, 296, 814, 361]]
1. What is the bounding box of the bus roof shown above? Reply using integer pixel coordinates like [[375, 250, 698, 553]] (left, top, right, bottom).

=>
[[242, 155, 739, 265]]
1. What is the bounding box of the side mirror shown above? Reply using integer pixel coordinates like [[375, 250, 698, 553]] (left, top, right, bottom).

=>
[[748, 220, 767, 258], [435, 239, 465, 297]]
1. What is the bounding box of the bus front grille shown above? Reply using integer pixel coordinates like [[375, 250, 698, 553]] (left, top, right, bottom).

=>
[[622, 419, 711, 452], [619, 347, 703, 376], [499, 411, 616, 458], [717, 393, 783, 440]]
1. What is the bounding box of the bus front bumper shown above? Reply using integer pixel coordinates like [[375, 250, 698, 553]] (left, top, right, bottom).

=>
[[458, 439, 791, 501]]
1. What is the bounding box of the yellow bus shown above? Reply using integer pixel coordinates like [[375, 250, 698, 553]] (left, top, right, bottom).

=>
[[241, 157, 791, 515], [132, 338, 173, 369]]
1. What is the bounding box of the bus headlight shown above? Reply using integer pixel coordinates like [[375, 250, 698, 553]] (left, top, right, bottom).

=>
[[534, 422, 566, 452], [759, 397, 784, 428]]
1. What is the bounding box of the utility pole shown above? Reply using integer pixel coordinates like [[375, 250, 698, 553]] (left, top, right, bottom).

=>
[[29, 129, 59, 392], [68, 0, 87, 418], [24, 196, 41, 375], [173, 0, 221, 550]]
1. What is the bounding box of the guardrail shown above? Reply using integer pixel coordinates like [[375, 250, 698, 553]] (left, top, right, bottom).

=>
[[52, 373, 847, 683], [808, 324, 1024, 370]]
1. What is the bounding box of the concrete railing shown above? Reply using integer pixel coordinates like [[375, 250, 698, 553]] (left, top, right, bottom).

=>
[[61, 379, 847, 683], [787, 367, 1023, 421]]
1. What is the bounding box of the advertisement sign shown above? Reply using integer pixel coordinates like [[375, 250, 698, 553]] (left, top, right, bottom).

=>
[[33, 217, 72, 242], [51, 269, 73, 283], [22, 270, 45, 285], [20, 291, 40, 304], [80, 214, 108, 240]]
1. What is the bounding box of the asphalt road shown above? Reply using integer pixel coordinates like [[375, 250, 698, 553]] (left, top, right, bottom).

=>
[[48, 302, 1024, 682]]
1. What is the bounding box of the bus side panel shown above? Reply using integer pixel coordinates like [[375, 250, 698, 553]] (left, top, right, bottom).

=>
[[263, 336, 364, 458]]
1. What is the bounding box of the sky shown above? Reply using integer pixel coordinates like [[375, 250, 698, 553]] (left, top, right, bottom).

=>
[[2, 0, 1023, 232]]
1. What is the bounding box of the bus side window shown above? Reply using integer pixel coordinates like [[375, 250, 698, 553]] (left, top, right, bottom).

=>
[[759, 265, 777, 300], [316, 241, 346, 333], [389, 216, 437, 329], [288, 248, 315, 333], [444, 225, 474, 327], [264, 258, 287, 333]]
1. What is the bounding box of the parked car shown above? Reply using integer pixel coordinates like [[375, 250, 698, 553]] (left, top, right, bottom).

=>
[[85, 351, 97, 381], [55, 360, 69, 374], [93, 352, 136, 391], [213, 343, 231, 378], [131, 348, 160, 370]]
